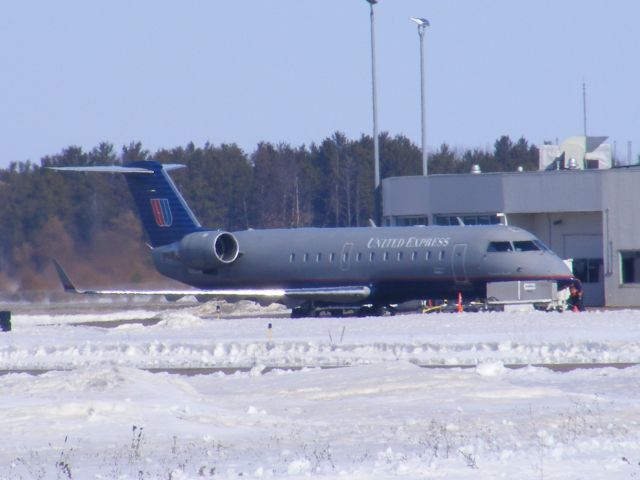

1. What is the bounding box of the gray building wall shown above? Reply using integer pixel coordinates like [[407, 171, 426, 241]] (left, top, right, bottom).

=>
[[602, 170, 640, 306], [382, 167, 640, 307]]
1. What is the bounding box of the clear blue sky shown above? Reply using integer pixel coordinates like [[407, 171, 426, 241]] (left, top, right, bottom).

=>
[[1, 1, 638, 168]]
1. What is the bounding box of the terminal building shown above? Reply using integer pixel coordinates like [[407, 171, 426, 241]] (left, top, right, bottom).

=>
[[382, 136, 640, 307]]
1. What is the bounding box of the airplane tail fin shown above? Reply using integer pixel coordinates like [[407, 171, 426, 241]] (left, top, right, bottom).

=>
[[50, 161, 201, 247]]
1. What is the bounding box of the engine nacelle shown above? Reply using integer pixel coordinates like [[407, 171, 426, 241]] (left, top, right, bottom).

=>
[[178, 231, 240, 270]]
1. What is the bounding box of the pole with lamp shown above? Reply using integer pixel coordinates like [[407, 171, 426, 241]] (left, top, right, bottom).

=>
[[366, 0, 380, 190], [410, 16, 430, 177], [364, 0, 382, 226]]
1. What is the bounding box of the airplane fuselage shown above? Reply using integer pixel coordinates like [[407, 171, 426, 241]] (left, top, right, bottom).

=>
[[152, 224, 572, 306]]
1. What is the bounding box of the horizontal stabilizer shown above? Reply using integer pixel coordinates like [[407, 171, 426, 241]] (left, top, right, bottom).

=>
[[51, 161, 199, 247], [48, 164, 185, 174]]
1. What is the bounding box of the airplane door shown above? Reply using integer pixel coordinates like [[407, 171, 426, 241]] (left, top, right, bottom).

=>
[[340, 243, 353, 271], [453, 244, 468, 283]]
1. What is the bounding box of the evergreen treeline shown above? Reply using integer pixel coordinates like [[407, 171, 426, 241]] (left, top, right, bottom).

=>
[[0, 133, 538, 295]]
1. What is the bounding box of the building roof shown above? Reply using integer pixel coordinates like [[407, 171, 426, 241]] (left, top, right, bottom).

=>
[[382, 166, 640, 217]]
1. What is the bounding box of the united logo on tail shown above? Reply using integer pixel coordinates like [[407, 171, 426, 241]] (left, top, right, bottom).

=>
[[150, 198, 172, 227]]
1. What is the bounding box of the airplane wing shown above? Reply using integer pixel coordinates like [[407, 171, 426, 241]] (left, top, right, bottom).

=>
[[283, 286, 371, 303], [53, 261, 370, 304]]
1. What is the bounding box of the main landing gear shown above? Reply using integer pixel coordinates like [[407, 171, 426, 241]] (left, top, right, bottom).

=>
[[290, 302, 395, 318]]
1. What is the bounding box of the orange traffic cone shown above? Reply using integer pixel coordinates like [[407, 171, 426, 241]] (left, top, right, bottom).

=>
[[457, 292, 463, 313]]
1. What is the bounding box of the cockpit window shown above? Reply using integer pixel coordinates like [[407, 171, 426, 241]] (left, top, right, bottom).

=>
[[487, 241, 513, 252], [533, 239, 550, 251], [513, 241, 540, 252]]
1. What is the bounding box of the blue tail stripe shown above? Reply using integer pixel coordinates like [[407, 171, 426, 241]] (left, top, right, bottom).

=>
[[160, 199, 172, 226], [124, 161, 200, 247]]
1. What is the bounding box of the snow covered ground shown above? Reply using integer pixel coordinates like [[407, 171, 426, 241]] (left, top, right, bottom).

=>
[[1, 301, 640, 478]]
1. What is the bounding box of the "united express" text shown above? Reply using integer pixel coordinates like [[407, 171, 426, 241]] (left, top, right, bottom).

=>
[[367, 237, 450, 249]]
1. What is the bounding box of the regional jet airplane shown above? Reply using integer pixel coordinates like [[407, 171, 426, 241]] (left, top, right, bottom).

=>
[[52, 161, 575, 317]]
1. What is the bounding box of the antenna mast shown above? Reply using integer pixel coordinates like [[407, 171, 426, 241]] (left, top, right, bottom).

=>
[[582, 81, 588, 137]]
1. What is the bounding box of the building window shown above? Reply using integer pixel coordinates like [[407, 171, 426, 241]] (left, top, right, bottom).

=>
[[435, 214, 501, 226], [395, 216, 428, 226], [585, 159, 600, 169], [435, 216, 457, 226], [620, 251, 640, 284], [573, 258, 602, 284]]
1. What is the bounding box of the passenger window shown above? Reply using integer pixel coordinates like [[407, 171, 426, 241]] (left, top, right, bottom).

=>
[[513, 241, 540, 252], [397, 251, 403, 261], [487, 241, 513, 252], [411, 251, 417, 261], [329, 253, 335, 262], [425, 251, 432, 261], [383, 252, 389, 261], [356, 252, 362, 262], [369, 252, 375, 262], [316, 253, 322, 262], [303, 253, 309, 262], [289, 253, 295, 263], [439, 250, 445, 261]]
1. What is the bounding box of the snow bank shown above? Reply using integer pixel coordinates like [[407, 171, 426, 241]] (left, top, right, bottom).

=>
[[1, 304, 640, 477], [3, 307, 640, 370], [0, 361, 639, 478]]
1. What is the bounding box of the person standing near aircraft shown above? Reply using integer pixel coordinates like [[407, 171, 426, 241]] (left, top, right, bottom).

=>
[[567, 282, 585, 312]]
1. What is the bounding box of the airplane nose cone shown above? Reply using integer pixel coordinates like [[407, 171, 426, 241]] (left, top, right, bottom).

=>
[[551, 256, 575, 289], [516, 253, 573, 282]]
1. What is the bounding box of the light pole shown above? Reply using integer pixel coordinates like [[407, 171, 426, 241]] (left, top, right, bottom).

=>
[[410, 17, 430, 176], [366, 0, 380, 189]]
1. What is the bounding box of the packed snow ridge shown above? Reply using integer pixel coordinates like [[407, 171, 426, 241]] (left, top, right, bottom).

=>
[[3, 302, 640, 370]]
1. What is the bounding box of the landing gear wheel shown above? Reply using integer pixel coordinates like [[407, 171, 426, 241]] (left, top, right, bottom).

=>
[[291, 303, 314, 318]]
